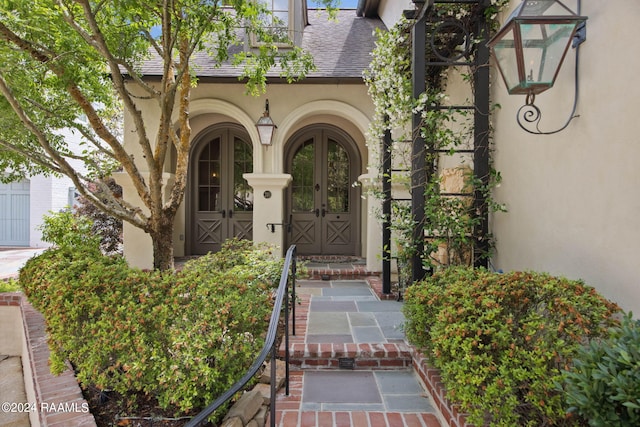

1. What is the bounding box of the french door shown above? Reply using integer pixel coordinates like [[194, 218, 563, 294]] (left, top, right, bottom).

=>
[[286, 127, 359, 255], [190, 126, 253, 254]]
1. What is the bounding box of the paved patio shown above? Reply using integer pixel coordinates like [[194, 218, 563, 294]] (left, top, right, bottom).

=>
[[273, 278, 443, 427]]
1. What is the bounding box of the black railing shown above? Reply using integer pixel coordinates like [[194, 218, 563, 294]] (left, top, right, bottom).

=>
[[185, 245, 297, 427]]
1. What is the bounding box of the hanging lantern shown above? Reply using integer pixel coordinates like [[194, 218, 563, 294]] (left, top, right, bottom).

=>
[[488, 0, 587, 97]]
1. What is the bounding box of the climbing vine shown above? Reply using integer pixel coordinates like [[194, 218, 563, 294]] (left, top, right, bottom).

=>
[[363, 1, 508, 280]]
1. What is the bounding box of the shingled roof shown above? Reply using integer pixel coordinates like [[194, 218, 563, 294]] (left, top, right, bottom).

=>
[[298, 9, 386, 79], [139, 9, 385, 82]]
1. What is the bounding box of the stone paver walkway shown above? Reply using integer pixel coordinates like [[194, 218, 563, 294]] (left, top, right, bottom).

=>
[[273, 277, 443, 427], [0, 355, 30, 427]]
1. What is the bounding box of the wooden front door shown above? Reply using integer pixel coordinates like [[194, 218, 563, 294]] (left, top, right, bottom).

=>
[[286, 127, 360, 255], [190, 126, 253, 255]]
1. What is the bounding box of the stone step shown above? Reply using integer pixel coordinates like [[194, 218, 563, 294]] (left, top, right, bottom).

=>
[[271, 369, 443, 427], [282, 342, 413, 370]]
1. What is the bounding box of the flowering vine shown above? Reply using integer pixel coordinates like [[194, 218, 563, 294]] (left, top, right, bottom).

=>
[[364, 1, 508, 279]]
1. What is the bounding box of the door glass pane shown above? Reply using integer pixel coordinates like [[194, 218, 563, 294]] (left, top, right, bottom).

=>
[[292, 140, 314, 212], [198, 137, 221, 211], [233, 136, 253, 211], [327, 139, 349, 213]]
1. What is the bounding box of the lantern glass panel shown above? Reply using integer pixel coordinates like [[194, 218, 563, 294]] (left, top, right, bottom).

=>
[[520, 22, 576, 87], [492, 26, 522, 93], [257, 126, 272, 145], [519, 0, 578, 17]]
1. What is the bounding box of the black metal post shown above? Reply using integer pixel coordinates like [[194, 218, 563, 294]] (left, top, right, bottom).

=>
[[286, 254, 295, 395], [292, 258, 296, 336], [411, 3, 428, 283], [382, 123, 392, 294], [473, 0, 491, 268], [270, 344, 276, 427], [284, 269, 290, 396]]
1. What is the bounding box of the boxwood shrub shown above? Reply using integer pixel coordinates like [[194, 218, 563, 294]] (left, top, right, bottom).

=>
[[562, 312, 640, 426], [20, 232, 282, 417], [403, 267, 620, 427]]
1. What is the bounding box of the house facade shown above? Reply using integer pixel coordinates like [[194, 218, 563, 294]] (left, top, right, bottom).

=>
[[119, 0, 640, 314], [119, 2, 401, 271]]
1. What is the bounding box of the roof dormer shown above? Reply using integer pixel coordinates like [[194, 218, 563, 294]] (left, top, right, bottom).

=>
[[253, 0, 307, 47]]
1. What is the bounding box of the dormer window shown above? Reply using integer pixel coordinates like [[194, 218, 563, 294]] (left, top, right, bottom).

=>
[[257, 0, 291, 44]]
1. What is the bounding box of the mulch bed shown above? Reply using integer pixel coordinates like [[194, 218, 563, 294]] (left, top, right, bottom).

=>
[[82, 386, 197, 427]]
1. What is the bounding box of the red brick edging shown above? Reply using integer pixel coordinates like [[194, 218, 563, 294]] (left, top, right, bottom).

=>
[[411, 350, 473, 427], [364, 277, 473, 427], [0, 293, 97, 427]]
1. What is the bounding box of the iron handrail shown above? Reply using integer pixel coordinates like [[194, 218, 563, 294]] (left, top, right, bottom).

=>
[[185, 245, 296, 427]]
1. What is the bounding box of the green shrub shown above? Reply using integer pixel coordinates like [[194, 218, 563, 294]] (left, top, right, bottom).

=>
[[562, 312, 640, 427], [38, 210, 101, 254], [0, 278, 20, 293], [403, 267, 620, 427], [20, 237, 281, 418]]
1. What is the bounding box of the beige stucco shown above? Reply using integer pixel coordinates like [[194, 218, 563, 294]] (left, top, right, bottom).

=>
[[491, 0, 640, 314], [120, 81, 378, 267], [377, 0, 414, 29]]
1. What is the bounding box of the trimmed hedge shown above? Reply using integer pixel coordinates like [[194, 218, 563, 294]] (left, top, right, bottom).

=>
[[403, 267, 620, 427], [20, 236, 282, 417]]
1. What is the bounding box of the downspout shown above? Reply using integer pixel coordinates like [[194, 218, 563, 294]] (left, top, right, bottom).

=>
[[356, 0, 380, 18]]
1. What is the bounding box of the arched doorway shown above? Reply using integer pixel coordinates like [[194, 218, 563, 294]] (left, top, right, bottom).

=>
[[188, 124, 253, 255], [285, 126, 361, 255]]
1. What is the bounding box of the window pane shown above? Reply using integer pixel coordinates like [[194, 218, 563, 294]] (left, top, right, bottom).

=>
[[327, 140, 349, 213], [292, 140, 314, 212], [273, 0, 288, 11], [198, 137, 221, 212], [233, 137, 253, 211], [255, 0, 289, 43]]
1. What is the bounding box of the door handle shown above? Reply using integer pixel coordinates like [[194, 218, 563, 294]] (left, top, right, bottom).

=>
[[221, 210, 226, 218], [229, 210, 233, 218], [315, 208, 320, 217], [321, 208, 326, 217]]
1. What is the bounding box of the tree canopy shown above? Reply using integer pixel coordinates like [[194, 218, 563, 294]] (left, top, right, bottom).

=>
[[0, 0, 337, 269]]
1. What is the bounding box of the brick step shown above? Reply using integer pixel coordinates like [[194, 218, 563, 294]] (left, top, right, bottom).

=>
[[281, 342, 412, 370], [296, 256, 381, 281], [303, 267, 381, 281]]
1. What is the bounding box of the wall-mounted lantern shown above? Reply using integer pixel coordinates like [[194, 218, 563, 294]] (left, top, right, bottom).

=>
[[488, 0, 587, 134], [256, 99, 277, 145]]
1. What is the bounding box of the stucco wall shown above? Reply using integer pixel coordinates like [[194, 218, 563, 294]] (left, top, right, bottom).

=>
[[377, 0, 413, 29], [491, 0, 640, 313], [28, 128, 83, 247], [29, 175, 75, 248]]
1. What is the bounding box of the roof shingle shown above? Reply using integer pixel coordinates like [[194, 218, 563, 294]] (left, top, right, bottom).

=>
[[138, 9, 385, 81]]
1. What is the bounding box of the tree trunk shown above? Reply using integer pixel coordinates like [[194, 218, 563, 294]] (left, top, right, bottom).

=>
[[150, 212, 175, 271]]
